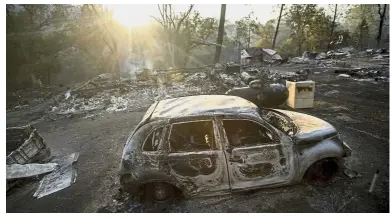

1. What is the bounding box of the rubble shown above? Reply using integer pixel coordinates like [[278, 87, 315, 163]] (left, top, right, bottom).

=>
[[302, 51, 318, 59], [47, 72, 221, 120], [315, 52, 327, 60], [6, 163, 58, 180], [375, 48, 389, 54], [225, 62, 241, 74], [249, 79, 262, 88], [338, 74, 351, 78], [334, 66, 389, 82], [373, 55, 384, 60], [241, 48, 282, 65], [7, 125, 51, 165], [240, 71, 256, 84], [8, 47, 389, 122], [33, 152, 79, 199], [6, 125, 54, 192], [366, 49, 374, 55]]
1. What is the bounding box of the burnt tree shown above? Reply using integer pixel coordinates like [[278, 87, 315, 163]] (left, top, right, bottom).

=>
[[376, 4, 387, 48], [328, 4, 338, 51], [214, 4, 226, 64], [272, 4, 284, 49]]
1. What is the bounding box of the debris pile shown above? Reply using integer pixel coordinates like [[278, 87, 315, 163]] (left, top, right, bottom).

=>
[[6, 125, 79, 198], [6, 88, 54, 112], [6, 125, 51, 165], [47, 72, 220, 120], [335, 67, 389, 82], [7, 45, 389, 120]]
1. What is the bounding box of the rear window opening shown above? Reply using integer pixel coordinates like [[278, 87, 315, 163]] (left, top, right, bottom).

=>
[[143, 127, 163, 151]]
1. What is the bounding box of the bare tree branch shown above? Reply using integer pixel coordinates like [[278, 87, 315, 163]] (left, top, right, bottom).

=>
[[176, 4, 194, 31], [377, 4, 382, 16]]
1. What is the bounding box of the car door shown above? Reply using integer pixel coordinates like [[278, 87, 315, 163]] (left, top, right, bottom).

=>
[[218, 117, 294, 190], [162, 117, 230, 197]]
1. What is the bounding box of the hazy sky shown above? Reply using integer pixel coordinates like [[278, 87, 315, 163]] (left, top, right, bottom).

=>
[[105, 4, 279, 29], [104, 4, 336, 29]]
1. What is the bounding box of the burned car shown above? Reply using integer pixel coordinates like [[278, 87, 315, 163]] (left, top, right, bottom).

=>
[[119, 95, 351, 204]]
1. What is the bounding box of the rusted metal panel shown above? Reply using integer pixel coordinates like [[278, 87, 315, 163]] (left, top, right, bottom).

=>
[[6, 125, 50, 165]]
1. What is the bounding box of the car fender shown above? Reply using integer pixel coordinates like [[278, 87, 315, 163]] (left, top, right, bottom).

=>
[[297, 136, 345, 180]]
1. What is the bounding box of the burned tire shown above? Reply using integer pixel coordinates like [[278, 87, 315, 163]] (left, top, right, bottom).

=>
[[304, 158, 340, 185], [143, 182, 176, 211]]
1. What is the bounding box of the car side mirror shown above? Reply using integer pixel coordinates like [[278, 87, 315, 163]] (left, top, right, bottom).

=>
[[225, 147, 233, 153]]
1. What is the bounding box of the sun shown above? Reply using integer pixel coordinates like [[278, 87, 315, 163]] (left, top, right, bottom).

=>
[[105, 4, 157, 29]]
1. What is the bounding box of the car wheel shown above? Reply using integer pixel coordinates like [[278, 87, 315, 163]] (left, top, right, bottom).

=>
[[144, 183, 175, 211], [304, 158, 340, 185]]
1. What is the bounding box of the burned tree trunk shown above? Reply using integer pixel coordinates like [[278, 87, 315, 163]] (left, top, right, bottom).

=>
[[272, 4, 284, 49], [377, 4, 387, 48], [214, 4, 226, 64], [328, 4, 338, 51]]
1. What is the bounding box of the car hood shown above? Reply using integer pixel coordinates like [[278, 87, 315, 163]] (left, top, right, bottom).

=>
[[273, 109, 338, 145]]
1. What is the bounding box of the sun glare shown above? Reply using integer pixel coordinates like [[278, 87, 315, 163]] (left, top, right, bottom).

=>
[[106, 4, 156, 29]]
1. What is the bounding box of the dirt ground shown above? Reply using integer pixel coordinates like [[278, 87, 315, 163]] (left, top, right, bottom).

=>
[[6, 72, 389, 213]]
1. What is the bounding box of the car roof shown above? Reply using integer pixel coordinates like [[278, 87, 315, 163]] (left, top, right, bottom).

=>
[[150, 95, 259, 120]]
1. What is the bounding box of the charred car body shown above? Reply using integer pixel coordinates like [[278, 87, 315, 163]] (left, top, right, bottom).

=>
[[119, 95, 351, 203]]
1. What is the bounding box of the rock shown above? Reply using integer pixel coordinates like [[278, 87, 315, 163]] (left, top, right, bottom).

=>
[[366, 49, 374, 54], [249, 80, 263, 88], [302, 51, 318, 59], [338, 74, 351, 78], [290, 57, 306, 64], [344, 168, 361, 178], [338, 46, 356, 53], [241, 72, 255, 84], [117, 105, 125, 110], [373, 54, 384, 60], [315, 52, 326, 60]]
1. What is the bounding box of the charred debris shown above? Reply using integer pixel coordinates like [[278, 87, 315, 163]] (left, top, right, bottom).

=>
[[6, 46, 389, 121], [6, 125, 79, 198]]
